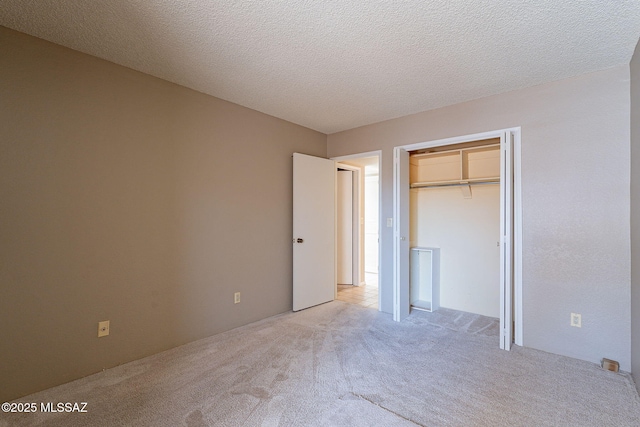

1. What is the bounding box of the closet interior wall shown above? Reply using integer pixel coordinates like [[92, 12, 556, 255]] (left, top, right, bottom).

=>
[[409, 139, 501, 318]]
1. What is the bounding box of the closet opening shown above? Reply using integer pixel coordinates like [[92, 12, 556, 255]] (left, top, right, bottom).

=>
[[393, 129, 522, 350], [409, 138, 500, 317]]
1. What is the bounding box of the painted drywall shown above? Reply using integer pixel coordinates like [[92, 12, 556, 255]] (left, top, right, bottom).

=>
[[0, 27, 326, 402], [328, 66, 632, 370], [410, 186, 500, 318], [631, 39, 640, 393]]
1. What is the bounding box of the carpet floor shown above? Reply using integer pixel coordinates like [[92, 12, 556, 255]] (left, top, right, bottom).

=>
[[2, 301, 639, 426]]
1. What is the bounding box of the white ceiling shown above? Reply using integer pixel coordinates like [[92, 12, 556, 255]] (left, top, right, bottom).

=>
[[2, 1, 640, 134]]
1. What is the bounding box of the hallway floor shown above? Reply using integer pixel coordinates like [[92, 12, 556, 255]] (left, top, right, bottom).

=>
[[336, 272, 378, 309]]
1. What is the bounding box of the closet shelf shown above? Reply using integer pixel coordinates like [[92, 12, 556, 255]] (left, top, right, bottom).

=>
[[410, 176, 499, 189]]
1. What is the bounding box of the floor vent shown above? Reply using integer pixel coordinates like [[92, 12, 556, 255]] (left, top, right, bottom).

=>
[[601, 358, 620, 373]]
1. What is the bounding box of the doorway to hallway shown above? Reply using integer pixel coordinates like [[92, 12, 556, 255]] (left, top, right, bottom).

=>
[[334, 152, 381, 310]]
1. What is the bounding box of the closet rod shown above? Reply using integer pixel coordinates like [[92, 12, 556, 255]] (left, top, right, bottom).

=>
[[410, 180, 499, 189]]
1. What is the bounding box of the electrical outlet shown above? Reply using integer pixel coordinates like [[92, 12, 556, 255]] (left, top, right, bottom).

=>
[[234, 292, 241, 304], [570, 313, 581, 328], [98, 320, 110, 337]]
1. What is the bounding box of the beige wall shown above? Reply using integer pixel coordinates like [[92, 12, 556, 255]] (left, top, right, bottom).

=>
[[328, 66, 632, 370], [631, 39, 640, 392], [0, 27, 326, 401]]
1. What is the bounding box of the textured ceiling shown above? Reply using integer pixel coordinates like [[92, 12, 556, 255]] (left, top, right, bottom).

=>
[[2, 1, 640, 134]]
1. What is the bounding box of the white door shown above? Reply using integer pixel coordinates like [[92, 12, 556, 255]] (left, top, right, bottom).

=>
[[337, 170, 353, 284], [499, 132, 514, 350], [293, 153, 336, 311], [393, 148, 410, 321]]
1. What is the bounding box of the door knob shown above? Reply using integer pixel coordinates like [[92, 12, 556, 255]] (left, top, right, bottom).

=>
[[297, 238, 304, 243]]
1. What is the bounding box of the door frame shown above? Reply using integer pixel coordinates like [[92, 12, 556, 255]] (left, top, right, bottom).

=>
[[332, 151, 382, 308], [393, 128, 523, 347]]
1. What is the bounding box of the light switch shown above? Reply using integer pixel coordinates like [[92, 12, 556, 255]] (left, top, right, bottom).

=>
[[386, 218, 393, 227]]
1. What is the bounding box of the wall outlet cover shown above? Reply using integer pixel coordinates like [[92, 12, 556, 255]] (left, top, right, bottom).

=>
[[98, 320, 110, 337], [570, 313, 581, 328]]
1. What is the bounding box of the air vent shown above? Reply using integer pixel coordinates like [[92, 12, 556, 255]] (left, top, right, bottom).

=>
[[601, 358, 619, 373]]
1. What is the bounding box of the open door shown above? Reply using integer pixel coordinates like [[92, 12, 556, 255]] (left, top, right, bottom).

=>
[[293, 153, 336, 311], [499, 132, 514, 350], [393, 148, 410, 321]]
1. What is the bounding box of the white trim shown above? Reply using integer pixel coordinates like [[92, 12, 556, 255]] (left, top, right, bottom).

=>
[[393, 128, 523, 347], [332, 150, 382, 161], [376, 154, 382, 310], [393, 148, 401, 321], [397, 129, 510, 151], [393, 149, 398, 320], [513, 131, 523, 346]]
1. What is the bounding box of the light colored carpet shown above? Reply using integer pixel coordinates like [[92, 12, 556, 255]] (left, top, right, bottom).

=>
[[2, 301, 639, 426]]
